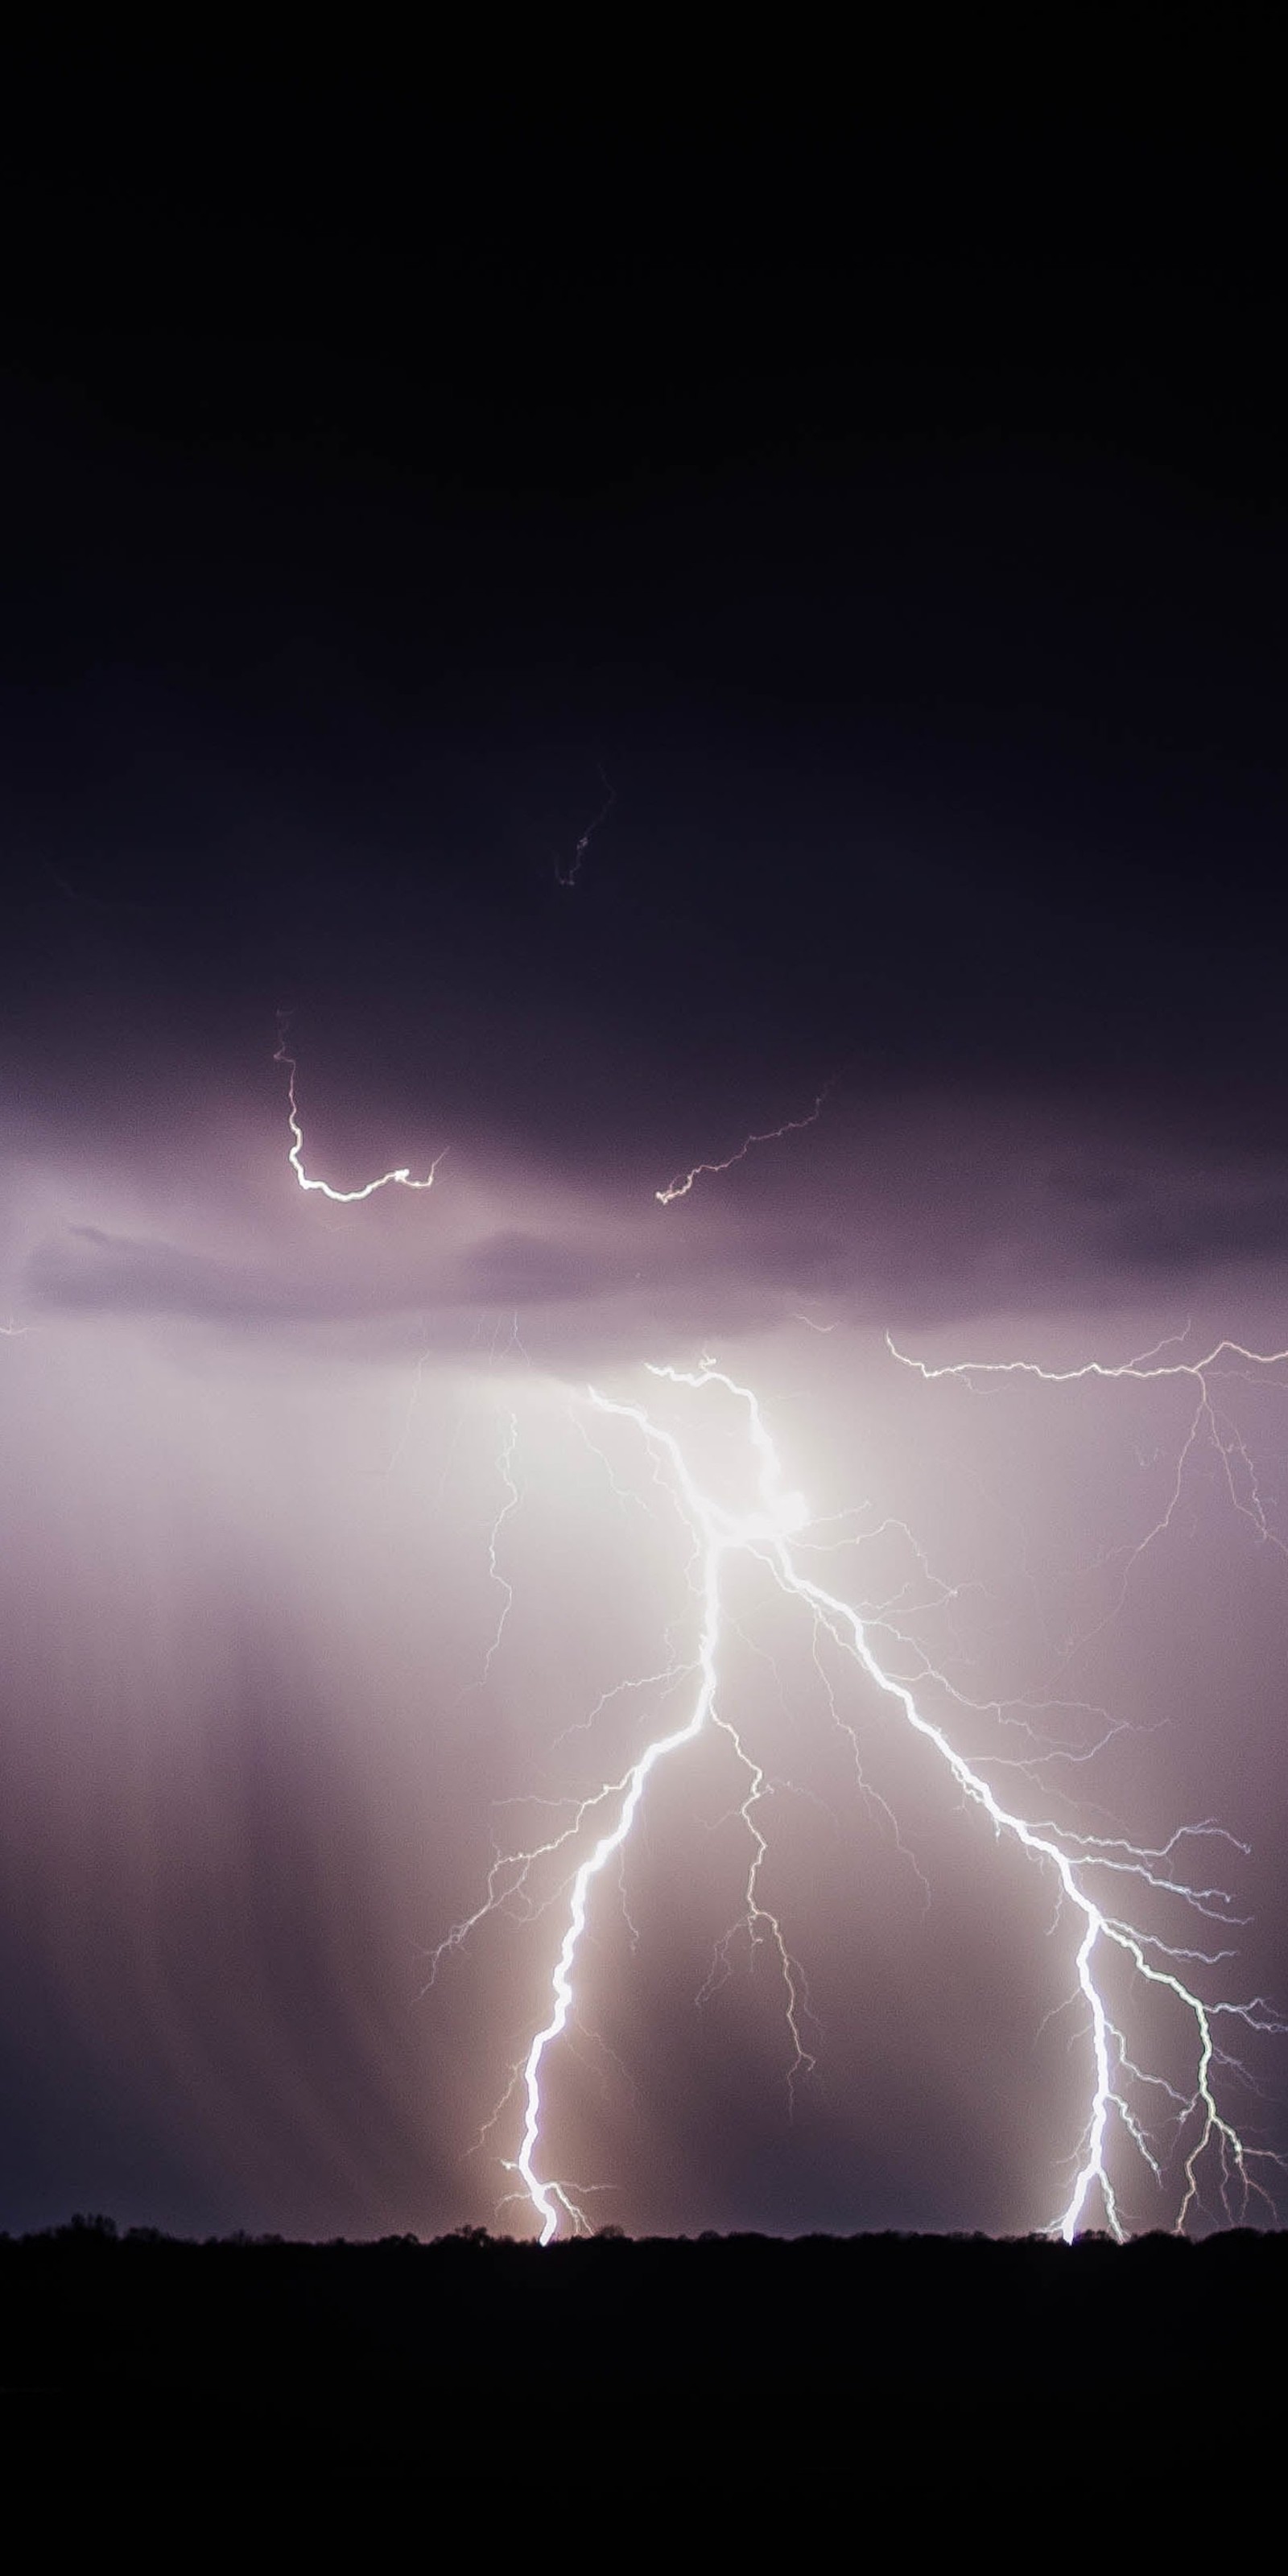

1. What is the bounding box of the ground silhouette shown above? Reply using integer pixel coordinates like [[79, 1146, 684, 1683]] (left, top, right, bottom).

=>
[[1, 2218, 1280, 2512]]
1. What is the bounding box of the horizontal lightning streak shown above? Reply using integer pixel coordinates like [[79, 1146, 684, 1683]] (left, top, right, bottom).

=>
[[887, 1332, 1288, 1670]]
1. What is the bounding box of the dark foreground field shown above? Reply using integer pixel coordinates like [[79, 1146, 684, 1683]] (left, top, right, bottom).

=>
[[1, 2221, 1282, 2525]]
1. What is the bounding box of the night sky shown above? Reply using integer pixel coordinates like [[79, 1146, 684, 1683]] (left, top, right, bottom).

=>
[[2, 89, 1285, 2240]]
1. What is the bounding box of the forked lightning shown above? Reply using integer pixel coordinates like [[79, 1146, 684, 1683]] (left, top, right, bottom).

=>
[[439, 1357, 1284, 2244]]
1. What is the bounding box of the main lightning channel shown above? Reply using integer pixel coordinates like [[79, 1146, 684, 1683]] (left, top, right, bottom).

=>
[[448, 1361, 1282, 2245]]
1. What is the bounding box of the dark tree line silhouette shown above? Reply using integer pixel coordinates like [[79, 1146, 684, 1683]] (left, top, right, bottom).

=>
[[0, 2217, 1280, 2502]]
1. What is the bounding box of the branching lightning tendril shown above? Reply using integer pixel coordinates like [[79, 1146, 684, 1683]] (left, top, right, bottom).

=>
[[654, 1090, 830, 1206], [275, 1015, 448, 1200]]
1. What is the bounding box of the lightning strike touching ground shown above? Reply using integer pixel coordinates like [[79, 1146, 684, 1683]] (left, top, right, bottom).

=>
[[654, 1089, 831, 1205], [259, 1042, 1284, 2245], [274, 1016, 448, 1201], [436, 1355, 1284, 2245]]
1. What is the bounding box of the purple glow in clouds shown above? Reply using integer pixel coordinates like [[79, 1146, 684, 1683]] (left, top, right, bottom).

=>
[[2, 1057, 1287, 2244]]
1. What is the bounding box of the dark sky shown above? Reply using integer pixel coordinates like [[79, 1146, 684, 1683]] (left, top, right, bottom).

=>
[[2, 83, 1286, 2243], [5, 98, 1285, 1157]]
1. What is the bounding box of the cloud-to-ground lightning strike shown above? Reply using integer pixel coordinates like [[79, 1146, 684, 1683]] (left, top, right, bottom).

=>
[[265, 1057, 1282, 2244], [435, 1354, 1284, 2246], [274, 1016, 448, 1201], [655, 1089, 830, 1206]]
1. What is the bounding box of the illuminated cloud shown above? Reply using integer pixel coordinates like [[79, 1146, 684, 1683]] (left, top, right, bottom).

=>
[[2, 1080, 1286, 2244], [18, 1107, 1288, 1358]]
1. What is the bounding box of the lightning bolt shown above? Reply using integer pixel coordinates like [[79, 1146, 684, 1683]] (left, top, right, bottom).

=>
[[436, 1355, 1284, 2246], [274, 1016, 448, 1201], [655, 1089, 829, 1206], [259, 1047, 1282, 2244]]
